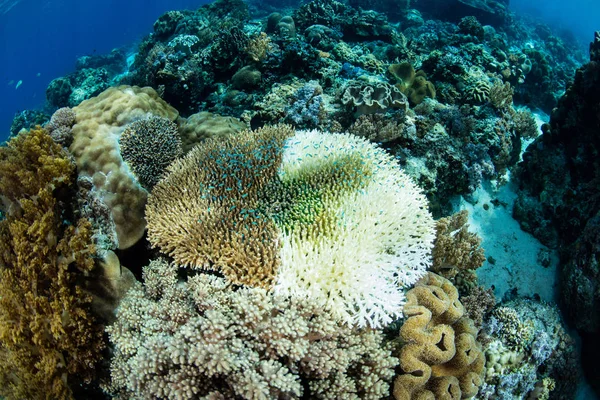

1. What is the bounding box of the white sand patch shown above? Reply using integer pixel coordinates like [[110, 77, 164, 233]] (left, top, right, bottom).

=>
[[455, 178, 558, 303]]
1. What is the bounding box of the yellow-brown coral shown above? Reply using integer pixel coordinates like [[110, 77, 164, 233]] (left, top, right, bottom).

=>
[[389, 62, 436, 105], [0, 129, 104, 400], [393, 272, 485, 400], [431, 210, 486, 280], [0, 126, 74, 213], [146, 125, 295, 288], [245, 32, 272, 62]]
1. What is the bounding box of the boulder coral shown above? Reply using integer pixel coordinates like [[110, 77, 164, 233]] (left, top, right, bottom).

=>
[[69, 85, 179, 249], [393, 272, 485, 400]]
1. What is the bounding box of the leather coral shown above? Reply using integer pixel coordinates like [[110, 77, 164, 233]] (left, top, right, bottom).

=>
[[393, 272, 485, 400]]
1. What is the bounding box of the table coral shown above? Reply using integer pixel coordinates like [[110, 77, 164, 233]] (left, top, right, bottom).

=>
[[147, 125, 436, 328], [393, 272, 485, 400]]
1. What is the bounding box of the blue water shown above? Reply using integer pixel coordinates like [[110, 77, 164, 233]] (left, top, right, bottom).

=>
[[1, 0, 599, 141], [0, 0, 208, 141]]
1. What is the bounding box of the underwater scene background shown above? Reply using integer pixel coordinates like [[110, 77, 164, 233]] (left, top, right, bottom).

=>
[[1, 0, 600, 399]]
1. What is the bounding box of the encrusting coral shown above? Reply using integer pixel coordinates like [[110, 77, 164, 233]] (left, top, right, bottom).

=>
[[147, 125, 436, 328], [393, 272, 485, 400], [0, 128, 104, 400], [105, 258, 399, 400]]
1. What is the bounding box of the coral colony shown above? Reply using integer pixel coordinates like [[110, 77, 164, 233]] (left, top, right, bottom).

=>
[[1, 0, 598, 399]]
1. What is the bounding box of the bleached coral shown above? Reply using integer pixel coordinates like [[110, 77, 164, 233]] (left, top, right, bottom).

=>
[[274, 130, 436, 328]]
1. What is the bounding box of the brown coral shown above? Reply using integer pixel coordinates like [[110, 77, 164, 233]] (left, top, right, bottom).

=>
[[178, 111, 247, 154], [0, 129, 103, 400], [431, 210, 486, 280], [146, 125, 295, 288], [393, 272, 485, 400], [389, 62, 436, 105], [0, 126, 74, 213]]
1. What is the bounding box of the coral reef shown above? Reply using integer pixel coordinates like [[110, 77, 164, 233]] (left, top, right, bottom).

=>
[[513, 33, 600, 391], [1, 1, 594, 398]]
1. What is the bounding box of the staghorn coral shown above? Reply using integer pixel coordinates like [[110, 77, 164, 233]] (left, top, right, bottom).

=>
[[431, 210, 486, 280], [393, 272, 485, 400], [70, 85, 179, 249], [106, 259, 398, 399], [147, 126, 436, 328], [119, 116, 182, 191], [0, 128, 104, 400], [0, 126, 74, 213]]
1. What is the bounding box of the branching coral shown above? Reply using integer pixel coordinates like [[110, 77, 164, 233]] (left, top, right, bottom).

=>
[[393, 272, 485, 400], [245, 32, 272, 62], [105, 259, 398, 400], [0, 126, 74, 212], [431, 210, 486, 280], [146, 125, 293, 288], [147, 126, 436, 328], [0, 128, 104, 400]]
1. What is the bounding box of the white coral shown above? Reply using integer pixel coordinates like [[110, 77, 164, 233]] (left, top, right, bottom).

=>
[[274, 130, 436, 328]]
